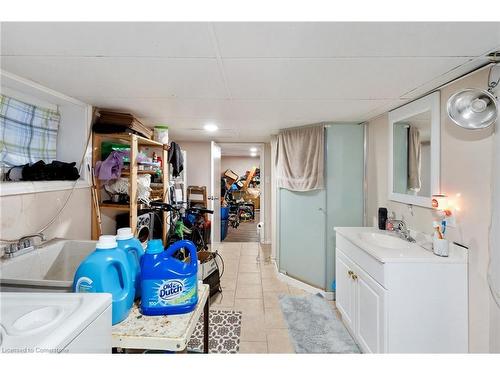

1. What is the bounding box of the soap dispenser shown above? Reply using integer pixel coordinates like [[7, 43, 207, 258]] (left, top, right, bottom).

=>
[[386, 211, 396, 231]]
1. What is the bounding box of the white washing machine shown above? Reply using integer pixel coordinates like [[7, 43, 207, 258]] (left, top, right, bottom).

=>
[[0, 292, 112, 353]]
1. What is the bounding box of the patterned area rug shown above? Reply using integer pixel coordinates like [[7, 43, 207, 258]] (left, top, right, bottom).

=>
[[187, 310, 242, 353]]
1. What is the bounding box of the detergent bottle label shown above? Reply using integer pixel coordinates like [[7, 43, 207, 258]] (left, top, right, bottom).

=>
[[75, 277, 95, 293], [143, 276, 198, 308]]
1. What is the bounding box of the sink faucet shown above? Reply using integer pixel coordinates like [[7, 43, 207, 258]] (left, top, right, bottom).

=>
[[389, 220, 416, 243], [2, 233, 45, 259], [19, 233, 45, 243]]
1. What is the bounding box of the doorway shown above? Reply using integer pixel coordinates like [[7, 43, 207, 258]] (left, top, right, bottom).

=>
[[218, 143, 265, 243]]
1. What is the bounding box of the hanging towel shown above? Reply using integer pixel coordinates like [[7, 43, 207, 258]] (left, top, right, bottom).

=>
[[276, 125, 324, 191], [168, 141, 184, 177], [407, 126, 421, 193]]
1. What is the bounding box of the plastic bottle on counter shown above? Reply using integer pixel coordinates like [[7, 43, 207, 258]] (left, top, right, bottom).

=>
[[73, 235, 134, 325], [116, 227, 145, 299]]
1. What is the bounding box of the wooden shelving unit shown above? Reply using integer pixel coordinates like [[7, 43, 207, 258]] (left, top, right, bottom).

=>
[[91, 132, 169, 244]]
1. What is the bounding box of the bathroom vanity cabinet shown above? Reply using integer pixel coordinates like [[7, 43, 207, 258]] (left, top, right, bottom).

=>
[[335, 227, 468, 353]]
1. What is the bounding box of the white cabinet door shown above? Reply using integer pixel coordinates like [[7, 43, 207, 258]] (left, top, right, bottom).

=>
[[336, 250, 356, 332], [355, 266, 386, 353]]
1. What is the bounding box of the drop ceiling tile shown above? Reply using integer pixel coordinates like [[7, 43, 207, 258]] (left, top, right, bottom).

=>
[[360, 99, 408, 122], [214, 22, 500, 58], [223, 57, 471, 100], [1, 22, 215, 57], [77, 97, 397, 123], [1, 56, 227, 99], [400, 57, 490, 99]]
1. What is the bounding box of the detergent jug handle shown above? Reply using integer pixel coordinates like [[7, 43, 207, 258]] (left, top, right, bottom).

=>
[[114, 259, 132, 301], [165, 240, 198, 267]]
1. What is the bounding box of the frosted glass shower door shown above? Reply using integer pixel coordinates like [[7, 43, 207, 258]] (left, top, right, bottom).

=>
[[277, 124, 364, 292], [325, 124, 365, 292], [279, 188, 327, 289]]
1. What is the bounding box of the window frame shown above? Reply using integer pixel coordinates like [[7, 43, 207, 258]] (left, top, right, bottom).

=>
[[0, 70, 91, 197]]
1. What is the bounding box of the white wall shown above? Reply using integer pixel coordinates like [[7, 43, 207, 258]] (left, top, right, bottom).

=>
[[176, 141, 212, 195], [0, 188, 91, 241], [221, 156, 260, 177], [366, 66, 499, 353]]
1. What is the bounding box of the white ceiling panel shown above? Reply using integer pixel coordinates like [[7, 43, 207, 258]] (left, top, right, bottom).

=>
[[400, 56, 490, 99], [77, 97, 398, 123], [358, 99, 408, 122], [1, 22, 499, 142], [1, 56, 227, 99], [1, 22, 215, 57], [214, 22, 500, 58], [221, 143, 263, 156], [142, 116, 291, 142], [223, 57, 471, 100]]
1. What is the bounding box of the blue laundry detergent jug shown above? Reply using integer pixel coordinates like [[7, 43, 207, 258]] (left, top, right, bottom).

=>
[[116, 227, 145, 299], [73, 235, 134, 325], [140, 239, 198, 316]]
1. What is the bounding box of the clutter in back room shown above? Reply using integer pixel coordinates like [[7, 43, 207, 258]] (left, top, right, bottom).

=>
[[220, 164, 261, 242]]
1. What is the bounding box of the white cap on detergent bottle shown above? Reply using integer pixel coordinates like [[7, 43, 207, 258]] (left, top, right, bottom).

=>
[[146, 239, 164, 255], [116, 227, 134, 241], [96, 235, 117, 249]]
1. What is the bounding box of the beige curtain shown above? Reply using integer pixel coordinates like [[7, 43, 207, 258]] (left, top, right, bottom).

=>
[[276, 125, 325, 191], [407, 126, 421, 193]]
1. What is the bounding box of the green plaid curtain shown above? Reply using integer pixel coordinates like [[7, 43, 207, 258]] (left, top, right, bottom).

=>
[[0, 94, 61, 167]]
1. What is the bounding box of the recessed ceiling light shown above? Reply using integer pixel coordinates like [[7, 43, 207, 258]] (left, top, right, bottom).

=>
[[250, 152, 257, 157], [250, 147, 258, 152], [203, 123, 218, 132]]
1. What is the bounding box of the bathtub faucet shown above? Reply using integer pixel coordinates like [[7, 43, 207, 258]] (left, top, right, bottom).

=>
[[1, 233, 45, 259]]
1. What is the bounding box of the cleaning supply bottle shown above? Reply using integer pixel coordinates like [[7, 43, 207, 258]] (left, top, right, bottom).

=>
[[116, 227, 144, 299], [73, 235, 134, 325], [140, 239, 198, 316]]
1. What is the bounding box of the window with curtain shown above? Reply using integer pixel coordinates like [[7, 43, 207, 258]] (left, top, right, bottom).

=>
[[0, 94, 61, 168]]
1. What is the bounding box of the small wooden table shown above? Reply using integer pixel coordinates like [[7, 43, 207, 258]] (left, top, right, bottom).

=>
[[112, 283, 210, 353]]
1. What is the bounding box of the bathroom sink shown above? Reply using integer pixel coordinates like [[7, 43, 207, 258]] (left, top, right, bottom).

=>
[[358, 232, 410, 249]]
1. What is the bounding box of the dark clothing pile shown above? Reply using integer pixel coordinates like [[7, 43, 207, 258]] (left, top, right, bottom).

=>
[[6, 160, 80, 181]]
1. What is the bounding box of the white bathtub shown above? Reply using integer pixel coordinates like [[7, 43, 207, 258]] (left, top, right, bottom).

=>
[[0, 239, 96, 292]]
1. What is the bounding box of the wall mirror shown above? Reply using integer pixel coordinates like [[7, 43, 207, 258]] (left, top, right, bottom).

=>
[[388, 92, 440, 207]]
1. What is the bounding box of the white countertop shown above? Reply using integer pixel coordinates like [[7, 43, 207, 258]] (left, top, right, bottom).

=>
[[111, 282, 209, 352], [334, 227, 467, 264]]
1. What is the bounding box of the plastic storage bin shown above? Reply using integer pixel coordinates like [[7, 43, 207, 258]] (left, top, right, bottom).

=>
[[221, 206, 230, 220], [153, 125, 169, 145], [221, 219, 229, 241]]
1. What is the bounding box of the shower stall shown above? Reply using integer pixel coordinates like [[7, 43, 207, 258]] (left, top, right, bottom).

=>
[[276, 123, 365, 294]]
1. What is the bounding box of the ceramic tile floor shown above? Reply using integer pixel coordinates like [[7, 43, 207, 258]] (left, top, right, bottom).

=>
[[208, 241, 337, 354]]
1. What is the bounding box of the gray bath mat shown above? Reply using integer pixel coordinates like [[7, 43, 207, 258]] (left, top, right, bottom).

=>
[[279, 294, 360, 353]]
